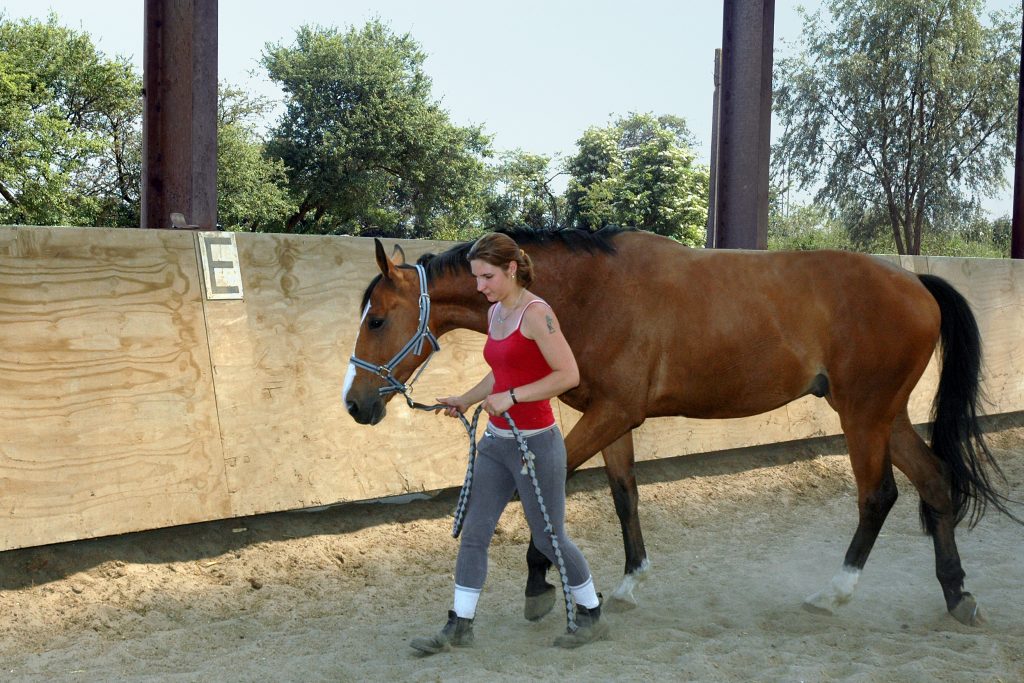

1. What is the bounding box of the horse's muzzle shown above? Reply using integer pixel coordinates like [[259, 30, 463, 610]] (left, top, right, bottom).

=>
[[347, 397, 386, 425]]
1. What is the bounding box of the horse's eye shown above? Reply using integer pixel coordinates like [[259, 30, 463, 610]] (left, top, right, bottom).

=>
[[368, 317, 385, 330]]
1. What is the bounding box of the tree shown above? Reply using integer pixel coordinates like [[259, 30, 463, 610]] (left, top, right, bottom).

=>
[[774, 0, 1020, 255], [0, 14, 141, 227], [564, 113, 708, 246], [483, 150, 564, 231], [216, 84, 294, 231], [769, 203, 863, 251], [262, 21, 491, 237]]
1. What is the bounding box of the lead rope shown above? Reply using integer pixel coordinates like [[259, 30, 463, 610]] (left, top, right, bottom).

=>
[[502, 412, 577, 634], [449, 405, 484, 537]]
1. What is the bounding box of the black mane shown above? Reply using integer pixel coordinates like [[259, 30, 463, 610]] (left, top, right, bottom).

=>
[[359, 227, 630, 314], [417, 226, 629, 283]]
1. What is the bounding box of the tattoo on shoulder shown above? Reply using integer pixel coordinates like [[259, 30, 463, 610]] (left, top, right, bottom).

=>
[[545, 315, 555, 334]]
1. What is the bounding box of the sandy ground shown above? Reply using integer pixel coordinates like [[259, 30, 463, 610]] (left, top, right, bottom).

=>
[[2, 422, 1023, 683]]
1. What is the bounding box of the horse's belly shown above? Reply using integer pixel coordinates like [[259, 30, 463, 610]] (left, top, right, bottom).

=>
[[650, 353, 821, 419]]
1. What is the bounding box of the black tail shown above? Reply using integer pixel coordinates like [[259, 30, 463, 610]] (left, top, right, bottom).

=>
[[917, 274, 1020, 532]]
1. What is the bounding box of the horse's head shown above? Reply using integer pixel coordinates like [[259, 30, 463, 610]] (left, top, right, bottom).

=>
[[344, 239, 439, 425]]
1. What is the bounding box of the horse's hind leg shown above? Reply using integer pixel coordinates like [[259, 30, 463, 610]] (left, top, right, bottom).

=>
[[600, 431, 650, 610], [805, 422, 898, 614], [889, 412, 980, 625]]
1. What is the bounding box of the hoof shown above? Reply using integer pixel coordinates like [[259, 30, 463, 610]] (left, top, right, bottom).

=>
[[524, 585, 556, 622], [950, 593, 985, 626], [607, 559, 650, 610], [802, 591, 837, 615]]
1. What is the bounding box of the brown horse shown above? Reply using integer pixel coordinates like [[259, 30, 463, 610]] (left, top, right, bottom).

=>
[[344, 227, 1017, 626]]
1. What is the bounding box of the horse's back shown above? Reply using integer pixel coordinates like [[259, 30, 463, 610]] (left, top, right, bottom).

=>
[[575, 234, 941, 419], [607, 235, 936, 338]]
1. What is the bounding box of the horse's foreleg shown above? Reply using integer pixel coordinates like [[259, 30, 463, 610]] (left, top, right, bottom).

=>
[[805, 422, 897, 615], [889, 413, 979, 625], [601, 431, 650, 610]]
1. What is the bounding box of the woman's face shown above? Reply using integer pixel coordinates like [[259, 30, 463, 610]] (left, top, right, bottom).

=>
[[470, 259, 516, 302]]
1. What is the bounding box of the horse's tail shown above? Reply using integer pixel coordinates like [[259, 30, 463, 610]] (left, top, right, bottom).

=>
[[917, 273, 1019, 533]]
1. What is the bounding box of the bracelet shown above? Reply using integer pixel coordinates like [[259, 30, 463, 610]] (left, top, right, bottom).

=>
[[509, 387, 519, 405]]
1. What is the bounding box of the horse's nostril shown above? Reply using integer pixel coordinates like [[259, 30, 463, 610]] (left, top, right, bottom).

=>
[[346, 400, 359, 417]]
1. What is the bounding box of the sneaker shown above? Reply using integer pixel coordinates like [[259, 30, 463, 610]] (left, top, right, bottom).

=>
[[409, 610, 475, 655]]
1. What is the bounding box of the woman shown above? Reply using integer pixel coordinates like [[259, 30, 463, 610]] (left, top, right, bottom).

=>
[[410, 232, 609, 654]]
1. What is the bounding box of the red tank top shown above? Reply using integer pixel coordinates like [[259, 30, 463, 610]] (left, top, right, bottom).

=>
[[483, 300, 556, 430]]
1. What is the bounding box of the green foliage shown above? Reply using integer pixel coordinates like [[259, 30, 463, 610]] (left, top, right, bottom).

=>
[[482, 150, 564, 231], [769, 204, 855, 251], [0, 14, 141, 227], [774, 0, 1020, 255], [770, 202, 1009, 257], [564, 113, 707, 246], [0, 15, 709, 246], [216, 85, 295, 232], [262, 21, 491, 237]]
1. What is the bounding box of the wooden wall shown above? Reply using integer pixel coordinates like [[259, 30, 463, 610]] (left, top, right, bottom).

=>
[[1, 226, 1022, 551], [0, 227, 229, 549]]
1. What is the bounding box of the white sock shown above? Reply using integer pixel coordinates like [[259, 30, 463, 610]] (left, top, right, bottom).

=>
[[453, 584, 481, 619], [569, 576, 600, 609]]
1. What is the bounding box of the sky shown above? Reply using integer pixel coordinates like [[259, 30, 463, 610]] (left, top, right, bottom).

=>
[[3, 0, 1020, 215]]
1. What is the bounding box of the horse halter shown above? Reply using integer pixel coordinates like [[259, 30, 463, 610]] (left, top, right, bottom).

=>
[[349, 264, 440, 406]]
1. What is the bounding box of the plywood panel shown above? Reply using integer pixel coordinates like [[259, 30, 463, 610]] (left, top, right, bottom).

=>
[[204, 235, 493, 517], [0, 226, 229, 550], [915, 256, 1024, 414], [2, 226, 1022, 552]]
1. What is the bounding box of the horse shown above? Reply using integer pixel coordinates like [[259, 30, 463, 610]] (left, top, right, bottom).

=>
[[344, 226, 1018, 626]]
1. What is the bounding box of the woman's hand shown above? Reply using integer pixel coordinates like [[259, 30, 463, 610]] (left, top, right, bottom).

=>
[[435, 395, 470, 418], [482, 390, 514, 417]]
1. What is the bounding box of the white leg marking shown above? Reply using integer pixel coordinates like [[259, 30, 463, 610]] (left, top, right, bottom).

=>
[[805, 565, 861, 614], [342, 303, 371, 404], [610, 557, 651, 606]]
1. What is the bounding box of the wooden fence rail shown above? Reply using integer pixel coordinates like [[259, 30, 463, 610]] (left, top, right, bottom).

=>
[[1, 226, 1022, 551]]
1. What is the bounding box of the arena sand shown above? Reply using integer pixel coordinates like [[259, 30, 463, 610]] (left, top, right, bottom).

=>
[[2, 423, 1022, 682]]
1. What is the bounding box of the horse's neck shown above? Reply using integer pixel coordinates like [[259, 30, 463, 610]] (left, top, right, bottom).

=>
[[430, 275, 489, 336]]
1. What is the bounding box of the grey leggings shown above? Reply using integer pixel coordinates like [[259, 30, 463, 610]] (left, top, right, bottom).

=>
[[454, 426, 591, 590]]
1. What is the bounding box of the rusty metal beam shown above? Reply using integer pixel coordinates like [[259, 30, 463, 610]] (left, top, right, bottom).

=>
[[1012, 10, 1024, 259], [141, 0, 218, 230], [712, 0, 775, 250], [706, 48, 722, 248]]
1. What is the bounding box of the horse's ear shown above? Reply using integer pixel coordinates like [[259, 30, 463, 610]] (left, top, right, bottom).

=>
[[391, 244, 406, 266], [374, 238, 397, 280]]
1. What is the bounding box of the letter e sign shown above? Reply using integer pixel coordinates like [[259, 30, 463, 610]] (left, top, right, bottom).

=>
[[197, 232, 244, 300]]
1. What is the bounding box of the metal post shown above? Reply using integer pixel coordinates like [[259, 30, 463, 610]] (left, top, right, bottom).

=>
[[706, 48, 722, 249], [715, 0, 775, 250], [1011, 9, 1024, 259], [141, 0, 218, 230]]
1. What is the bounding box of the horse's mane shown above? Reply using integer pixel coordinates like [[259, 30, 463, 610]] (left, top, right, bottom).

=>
[[359, 227, 630, 313], [417, 226, 629, 282]]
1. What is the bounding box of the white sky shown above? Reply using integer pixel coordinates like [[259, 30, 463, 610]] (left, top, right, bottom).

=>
[[3, 0, 1019, 215]]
